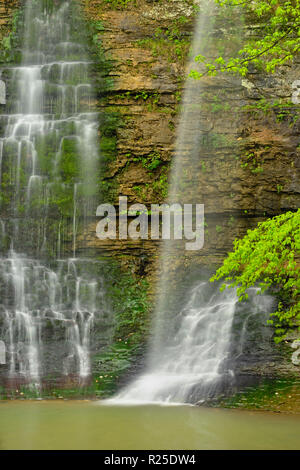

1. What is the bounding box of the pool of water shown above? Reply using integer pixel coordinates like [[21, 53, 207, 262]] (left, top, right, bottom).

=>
[[0, 401, 299, 450]]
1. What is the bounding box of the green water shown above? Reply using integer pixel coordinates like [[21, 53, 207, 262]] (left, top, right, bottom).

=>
[[0, 401, 300, 450]]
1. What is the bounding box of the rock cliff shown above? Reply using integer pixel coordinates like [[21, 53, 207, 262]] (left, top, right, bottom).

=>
[[79, 0, 300, 383], [0, 0, 299, 396]]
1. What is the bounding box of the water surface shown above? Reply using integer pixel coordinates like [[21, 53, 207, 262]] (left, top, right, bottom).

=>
[[0, 401, 299, 450]]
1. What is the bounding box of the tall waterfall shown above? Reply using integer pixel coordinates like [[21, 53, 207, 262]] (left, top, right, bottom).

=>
[[113, 1, 274, 404], [115, 281, 274, 404], [0, 1, 105, 389]]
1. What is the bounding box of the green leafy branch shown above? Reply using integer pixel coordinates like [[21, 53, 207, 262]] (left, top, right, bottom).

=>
[[190, 0, 300, 78], [211, 210, 300, 342]]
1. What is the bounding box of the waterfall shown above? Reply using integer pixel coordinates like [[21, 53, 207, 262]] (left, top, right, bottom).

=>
[[0, 1, 104, 389], [0, 0, 99, 253], [0, 253, 107, 387], [113, 279, 274, 404], [112, 1, 274, 405]]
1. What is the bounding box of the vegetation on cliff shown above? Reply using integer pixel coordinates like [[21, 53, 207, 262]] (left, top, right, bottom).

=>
[[0, 8, 20, 63], [191, 0, 300, 77], [211, 210, 300, 342], [92, 260, 150, 398]]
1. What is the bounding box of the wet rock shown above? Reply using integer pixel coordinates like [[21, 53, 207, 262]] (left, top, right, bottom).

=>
[[291, 340, 300, 366]]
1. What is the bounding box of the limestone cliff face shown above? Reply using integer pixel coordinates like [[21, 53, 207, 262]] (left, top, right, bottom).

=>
[[0, 2, 298, 284], [79, 0, 299, 273], [79, 0, 300, 380]]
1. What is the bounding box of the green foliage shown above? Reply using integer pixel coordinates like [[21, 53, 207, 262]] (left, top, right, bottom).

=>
[[134, 91, 152, 101], [200, 161, 207, 172], [93, 261, 151, 397], [92, 20, 105, 33], [136, 17, 192, 64], [0, 10, 21, 63], [277, 184, 283, 194], [59, 138, 80, 182], [132, 91, 161, 111], [100, 136, 117, 155], [132, 185, 143, 198], [243, 98, 299, 124], [93, 342, 138, 397], [132, 150, 163, 172], [48, 182, 74, 217], [211, 210, 300, 342], [0, 384, 95, 400], [98, 111, 123, 201], [207, 132, 236, 149], [102, 0, 136, 9], [143, 154, 162, 171], [210, 95, 231, 114], [191, 0, 300, 78], [35, 133, 56, 175], [112, 91, 161, 111], [218, 378, 300, 411], [109, 273, 149, 340], [240, 151, 264, 174], [152, 167, 169, 199]]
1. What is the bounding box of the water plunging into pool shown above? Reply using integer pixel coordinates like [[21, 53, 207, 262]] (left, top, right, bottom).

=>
[[112, 1, 275, 404]]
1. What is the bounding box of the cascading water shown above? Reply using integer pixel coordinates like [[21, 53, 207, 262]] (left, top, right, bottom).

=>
[[0, 1, 106, 389], [115, 281, 238, 403], [114, 279, 275, 404], [0, 254, 108, 386], [113, 1, 275, 404], [0, 0, 99, 254]]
